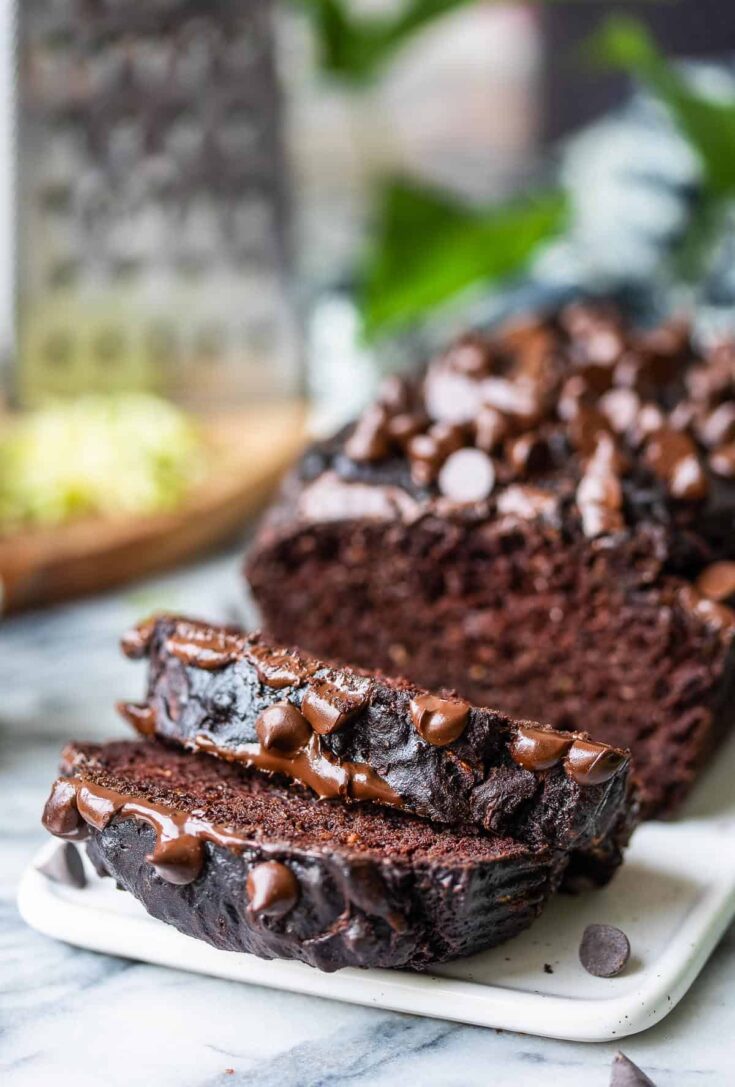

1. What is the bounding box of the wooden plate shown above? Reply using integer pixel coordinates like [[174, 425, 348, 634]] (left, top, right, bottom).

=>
[[0, 402, 307, 613]]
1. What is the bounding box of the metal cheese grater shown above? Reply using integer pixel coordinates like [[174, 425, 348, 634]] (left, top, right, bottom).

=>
[[14, 0, 297, 409]]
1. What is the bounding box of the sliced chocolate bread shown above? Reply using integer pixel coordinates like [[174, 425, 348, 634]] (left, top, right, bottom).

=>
[[119, 614, 634, 886], [246, 303, 735, 817], [42, 740, 569, 972]]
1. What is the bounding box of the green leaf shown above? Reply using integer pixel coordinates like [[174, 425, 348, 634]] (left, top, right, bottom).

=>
[[589, 15, 735, 197], [360, 182, 567, 339], [295, 0, 484, 82]]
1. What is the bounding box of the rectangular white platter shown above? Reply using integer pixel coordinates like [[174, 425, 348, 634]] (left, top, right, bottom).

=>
[[18, 734, 735, 1044]]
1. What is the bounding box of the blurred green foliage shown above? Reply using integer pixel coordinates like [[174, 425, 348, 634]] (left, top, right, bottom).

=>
[[361, 182, 567, 338]]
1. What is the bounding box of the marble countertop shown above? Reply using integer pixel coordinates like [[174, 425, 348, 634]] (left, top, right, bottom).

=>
[[1, 549, 733, 1087]]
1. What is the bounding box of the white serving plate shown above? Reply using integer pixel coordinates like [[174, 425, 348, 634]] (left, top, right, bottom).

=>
[[18, 736, 735, 1044]]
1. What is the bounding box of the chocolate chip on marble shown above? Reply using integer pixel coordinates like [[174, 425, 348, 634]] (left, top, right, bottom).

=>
[[579, 923, 630, 977], [36, 842, 87, 889], [247, 861, 300, 919], [609, 1052, 658, 1087], [438, 448, 496, 503]]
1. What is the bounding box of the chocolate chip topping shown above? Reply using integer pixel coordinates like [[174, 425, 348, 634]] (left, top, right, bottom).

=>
[[438, 448, 496, 503], [149, 834, 204, 885], [42, 779, 90, 841], [510, 725, 573, 771], [408, 693, 470, 746], [576, 435, 625, 538], [566, 740, 628, 786], [256, 703, 312, 756], [710, 441, 735, 478], [117, 701, 157, 737], [610, 1052, 658, 1087], [579, 923, 630, 977], [36, 842, 87, 889], [332, 304, 735, 538], [250, 645, 312, 689], [120, 618, 157, 659], [165, 624, 244, 670], [644, 427, 709, 501], [695, 561, 735, 604], [246, 860, 299, 919], [300, 677, 371, 735]]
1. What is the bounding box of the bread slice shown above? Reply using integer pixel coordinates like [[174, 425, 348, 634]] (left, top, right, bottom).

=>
[[118, 614, 635, 887], [42, 740, 568, 972], [246, 304, 735, 818]]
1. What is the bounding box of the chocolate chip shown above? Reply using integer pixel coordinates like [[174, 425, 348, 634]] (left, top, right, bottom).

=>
[[698, 402, 735, 448], [407, 432, 444, 485], [598, 388, 640, 434], [446, 335, 493, 376], [710, 441, 735, 479], [566, 739, 628, 786], [376, 374, 412, 413], [496, 484, 558, 522], [251, 646, 311, 689], [256, 703, 312, 756], [474, 406, 507, 452], [36, 842, 87, 889], [579, 923, 630, 977], [409, 693, 470, 746], [510, 725, 572, 771], [610, 1052, 657, 1087], [247, 860, 299, 918], [301, 678, 370, 735], [644, 427, 709, 500], [543, 963, 553, 974], [345, 406, 391, 463], [568, 404, 611, 456], [387, 412, 427, 447], [438, 448, 496, 503], [695, 561, 735, 604], [506, 432, 549, 477], [576, 435, 625, 538]]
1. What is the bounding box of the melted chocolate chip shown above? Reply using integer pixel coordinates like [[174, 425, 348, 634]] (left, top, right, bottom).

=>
[[36, 842, 87, 889], [301, 678, 371, 735], [120, 618, 157, 659], [149, 834, 204, 885], [644, 427, 709, 501], [438, 448, 496, 503], [256, 703, 312, 756], [579, 923, 630, 977], [117, 701, 156, 737], [250, 646, 311, 689], [166, 627, 243, 670], [246, 860, 299, 918], [409, 693, 470, 746], [566, 740, 628, 786], [510, 725, 573, 771], [695, 562, 735, 604], [42, 779, 90, 842]]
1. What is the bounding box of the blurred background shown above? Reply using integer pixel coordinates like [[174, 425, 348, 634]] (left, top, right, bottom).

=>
[[2, 0, 735, 613]]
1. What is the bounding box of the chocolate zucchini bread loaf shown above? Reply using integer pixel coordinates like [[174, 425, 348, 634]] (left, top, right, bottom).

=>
[[42, 740, 569, 971], [247, 303, 735, 817], [119, 614, 634, 885]]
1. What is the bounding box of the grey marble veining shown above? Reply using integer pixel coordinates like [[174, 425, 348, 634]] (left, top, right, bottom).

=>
[[1, 549, 733, 1086]]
